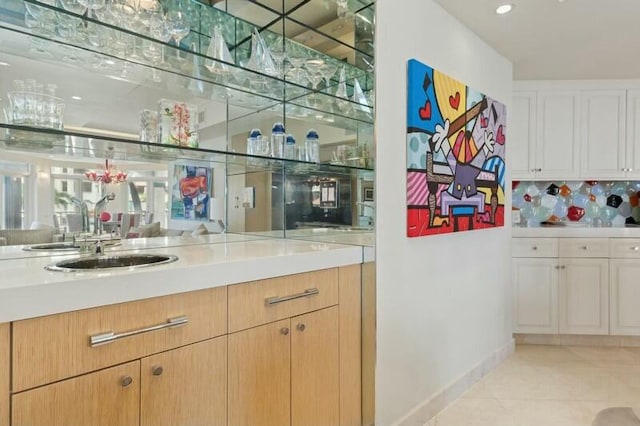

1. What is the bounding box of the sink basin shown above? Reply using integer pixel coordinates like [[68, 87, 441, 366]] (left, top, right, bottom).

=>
[[24, 240, 121, 252], [24, 242, 79, 252], [45, 254, 178, 272]]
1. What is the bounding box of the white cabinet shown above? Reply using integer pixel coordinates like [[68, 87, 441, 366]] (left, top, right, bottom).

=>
[[610, 259, 640, 335], [558, 258, 609, 335], [627, 90, 640, 178], [536, 91, 581, 180], [580, 90, 627, 179], [512, 92, 537, 179], [512, 257, 559, 334]]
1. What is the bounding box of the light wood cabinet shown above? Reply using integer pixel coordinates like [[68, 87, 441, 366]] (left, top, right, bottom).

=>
[[559, 258, 609, 335], [536, 91, 581, 180], [229, 308, 340, 426], [12, 286, 227, 392], [12, 361, 140, 426], [228, 319, 291, 426], [291, 306, 340, 426], [141, 337, 227, 426], [610, 259, 640, 335], [0, 324, 8, 426], [4, 266, 362, 426], [580, 90, 627, 179], [512, 257, 559, 334]]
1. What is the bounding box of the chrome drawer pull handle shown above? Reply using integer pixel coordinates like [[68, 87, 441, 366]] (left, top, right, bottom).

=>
[[265, 288, 319, 306], [89, 316, 188, 347], [633, 247, 640, 251]]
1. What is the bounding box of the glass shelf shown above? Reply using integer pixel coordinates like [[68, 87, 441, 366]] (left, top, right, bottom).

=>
[[0, 124, 374, 178], [0, 0, 373, 126]]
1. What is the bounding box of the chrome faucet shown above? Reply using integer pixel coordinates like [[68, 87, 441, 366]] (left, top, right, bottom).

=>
[[94, 192, 116, 235], [70, 197, 90, 233]]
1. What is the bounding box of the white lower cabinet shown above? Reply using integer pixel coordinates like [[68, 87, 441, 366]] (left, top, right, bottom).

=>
[[513, 237, 611, 336], [512, 258, 559, 334], [558, 258, 609, 335], [610, 259, 640, 335]]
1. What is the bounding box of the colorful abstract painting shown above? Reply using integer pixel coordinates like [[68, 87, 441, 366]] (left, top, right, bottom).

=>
[[170, 164, 212, 221], [406, 59, 506, 237]]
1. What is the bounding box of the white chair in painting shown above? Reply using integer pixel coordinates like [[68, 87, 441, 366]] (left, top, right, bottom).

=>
[[120, 213, 141, 238]]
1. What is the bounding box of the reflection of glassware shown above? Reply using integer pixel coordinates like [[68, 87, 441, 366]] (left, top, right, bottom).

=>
[[165, 9, 190, 60], [270, 122, 285, 158], [246, 28, 278, 77], [59, 0, 88, 15], [269, 47, 288, 79], [352, 78, 372, 116], [335, 66, 351, 112], [204, 26, 234, 75], [319, 62, 338, 93], [139, 109, 159, 143], [304, 129, 320, 163], [336, 0, 353, 19]]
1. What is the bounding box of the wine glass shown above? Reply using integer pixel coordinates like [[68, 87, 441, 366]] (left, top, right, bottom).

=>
[[165, 9, 190, 61]]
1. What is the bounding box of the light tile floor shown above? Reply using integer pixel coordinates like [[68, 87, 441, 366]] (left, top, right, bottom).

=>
[[425, 345, 640, 426]]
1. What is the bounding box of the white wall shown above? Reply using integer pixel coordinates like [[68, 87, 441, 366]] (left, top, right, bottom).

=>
[[375, 1, 513, 424]]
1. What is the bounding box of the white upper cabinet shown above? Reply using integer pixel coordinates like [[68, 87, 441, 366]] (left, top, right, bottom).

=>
[[536, 91, 581, 180], [580, 90, 627, 179], [511, 92, 537, 179], [627, 90, 640, 178]]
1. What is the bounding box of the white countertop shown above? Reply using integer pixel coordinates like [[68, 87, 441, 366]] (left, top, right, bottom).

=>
[[0, 238, 364, 323], [513, 227, 640, 238]]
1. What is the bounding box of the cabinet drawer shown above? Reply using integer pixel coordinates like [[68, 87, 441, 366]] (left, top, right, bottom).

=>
[[12, 287, 227, 392], [559, 238, 609, 258], [512, 238, 558, 257], [228, 269, 339, 333], [610, 239, 640, 258]]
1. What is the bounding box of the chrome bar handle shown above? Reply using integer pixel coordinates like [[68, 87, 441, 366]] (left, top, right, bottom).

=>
[[265, 288, 319, 306], [90, 315, 188, 347]]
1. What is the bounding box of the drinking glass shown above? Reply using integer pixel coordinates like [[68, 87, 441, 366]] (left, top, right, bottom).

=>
[[319, 62, 338, 94], [305, 59, 325, 107], [165, 9, 190, 60]]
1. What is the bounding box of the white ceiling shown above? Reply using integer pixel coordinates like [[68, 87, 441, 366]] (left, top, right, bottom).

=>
[[434, 0, 640, 80]]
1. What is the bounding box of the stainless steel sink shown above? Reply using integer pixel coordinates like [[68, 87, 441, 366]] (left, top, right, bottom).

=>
[[24, 242, 79, 252], [25, 240, 121, 252], [45, 254, 178, 272]]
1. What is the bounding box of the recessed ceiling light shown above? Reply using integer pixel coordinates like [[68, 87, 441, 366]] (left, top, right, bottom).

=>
[[71, 96, 83, 100], [495, 4, 513, 14], [0, 61, 10, 67]]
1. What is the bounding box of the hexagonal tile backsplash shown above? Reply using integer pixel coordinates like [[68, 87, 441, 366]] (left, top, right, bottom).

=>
[[513, 181, 640, 227]]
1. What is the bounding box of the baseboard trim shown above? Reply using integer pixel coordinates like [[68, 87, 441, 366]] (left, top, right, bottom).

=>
[[514, 333, 640, 347], [393, 338, 515, 426]]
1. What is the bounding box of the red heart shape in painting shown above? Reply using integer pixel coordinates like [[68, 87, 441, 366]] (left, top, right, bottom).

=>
[[449, 92, 460, 110], [496, 125, 505, 145], [481, 115, 489, 128], [419, 100, 432, 120]]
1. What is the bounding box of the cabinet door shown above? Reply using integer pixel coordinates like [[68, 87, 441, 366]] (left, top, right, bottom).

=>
[[512, 258, 558, 334], [291, 306, 340, 426], [141, 337, 227, 426], [228, 319, 291, 426], [580, 90, 627, 179], [12, 361, 140, 426], [0, 324, 8, 426], [512, 92, 537, 179], [610, 259, 640, 335], [536, 91, 581, 180], [558, 258, 609, 335], [627, 90, 640, 177]]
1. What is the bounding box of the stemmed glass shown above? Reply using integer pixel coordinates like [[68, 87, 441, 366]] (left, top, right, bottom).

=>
[[165, 5, 190, 61], [319, 62, 338, 95], [304, 59, 325, 107]]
